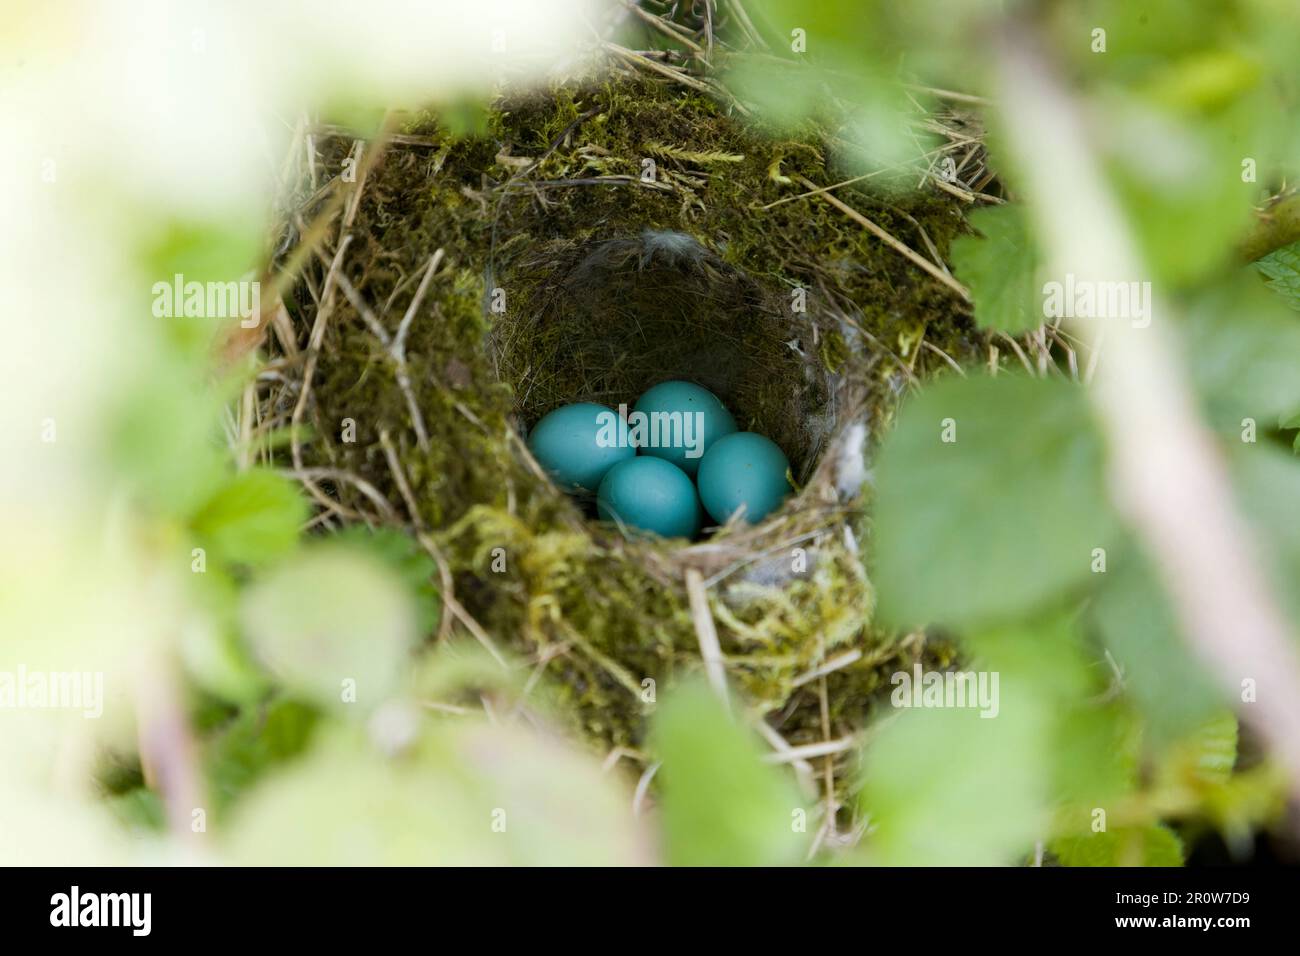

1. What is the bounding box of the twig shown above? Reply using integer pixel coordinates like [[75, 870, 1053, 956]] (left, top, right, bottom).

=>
[[392, 249, 444, 358], [797, 175, 971, 301], [620, 0, 708, 60], [761, 736, 859, 763], [389, 249, 444, 452], [904, 83, 994, 106], [379, 429, 426, 532], [685, 568, 728, 702], [791, 648, 863, 688], [752, 720, 818, 796], [415, 531, 506, 667]]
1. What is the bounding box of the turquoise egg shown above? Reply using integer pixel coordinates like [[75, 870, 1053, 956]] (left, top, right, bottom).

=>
[[697, 432, 793, 525], [632, 380, 737, 477], [597, 457, 702, 539], [526, 402, 634, 493]]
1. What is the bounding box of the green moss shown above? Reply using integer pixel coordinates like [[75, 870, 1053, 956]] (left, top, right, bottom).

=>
[[282, 74, 981, 754]]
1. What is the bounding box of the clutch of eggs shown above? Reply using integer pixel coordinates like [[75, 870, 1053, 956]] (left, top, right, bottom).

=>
[[526, 382, 792, 538]]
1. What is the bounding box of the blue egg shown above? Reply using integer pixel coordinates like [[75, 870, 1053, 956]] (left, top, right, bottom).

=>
[[526, 402, 634, 493], [597, 457, 702, 539], [697, 432, 793, 525], [632, 380, 737, 477]]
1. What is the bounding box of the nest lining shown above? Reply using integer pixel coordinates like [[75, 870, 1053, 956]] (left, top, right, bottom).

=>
[[496, 228, 835, 484]]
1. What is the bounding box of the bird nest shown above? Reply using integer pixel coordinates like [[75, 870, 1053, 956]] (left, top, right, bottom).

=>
[[258, 69, 988, 806]]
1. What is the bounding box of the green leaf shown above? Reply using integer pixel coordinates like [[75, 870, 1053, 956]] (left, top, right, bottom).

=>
[[1050, 703, 1141, 806], [859, 703, 1050, 865], [1231, 443, 1300, 622], [1051, 825, 1184, 867], [1201, 765, 1288, 844], [969, 615, 1136, 808], [1108, 127, 1252, 288], [105, 789, 166, 835], [873, 374, 1118, 629], [650, 680, 807, 866], [334, 526, 442, 637], [1091, 549, 1226, 744], [239, 544, 418, 710], [1155, 712, 1238, 791], [206, 698, 320, 816], [179, 619, 267, 705], [190, 470, 307, 567], [106, 360, 228, 517], [950, 205, 1042, 334], [228, 722, 649, 865], [1256, 239, 1300, 311], [1182, 274, 1300, 433]]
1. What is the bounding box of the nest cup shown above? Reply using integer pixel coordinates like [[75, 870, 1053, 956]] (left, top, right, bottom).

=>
[[276, 74, 979, 752], [493, 228, 846, 550]]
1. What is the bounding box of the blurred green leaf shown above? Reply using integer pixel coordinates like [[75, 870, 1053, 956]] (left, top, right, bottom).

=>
[[950, 205, 1042, 333], [1051, 703, 1141, 806], [141, 218, 262, 290], [180, 620, 268, 706], [874, 374, 1118, 629], [178, 567, 266, 704], [1231, 442, 1300, 621], [1155, 712, 1238, 792], [726, 1, 950, 170], [1200, 765, 1288, 846], [651, 680, 807, 866], [1091, 549, 1227, 744], [1182, 273, 1300, 433], [969, 615, 1138, 805], [239, 544, 418, 710], [334, 526, 442, 637], [228, 723, 649, 865], [1052, 825, 1184, 867], [1107, 111, 1254, 287], [190, 469, 307, 568], [105, 789, 166, 836], [207, 698, 320, 816], [105, 360, 228, 517], [139, 217, 265, 356], [859, 703, 1049, 865]]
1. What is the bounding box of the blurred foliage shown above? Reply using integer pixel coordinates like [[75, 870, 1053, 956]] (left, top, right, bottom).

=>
[[1052, 825, 1184, 867], [7, 0, 1300, 868], [239, 544, 418, 712], [723, 0, 1300, 866], [190, 470, 307, 568], [873, 374, 1118, 630], [860, 702, 1051, 866], [949, 206, 1041, 333], [650, 680, 807, 866], [333, 526, 443, 637]]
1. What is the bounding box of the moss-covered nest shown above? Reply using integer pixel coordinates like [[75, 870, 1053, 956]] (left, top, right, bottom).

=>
[[263, 68, 990, 805]]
